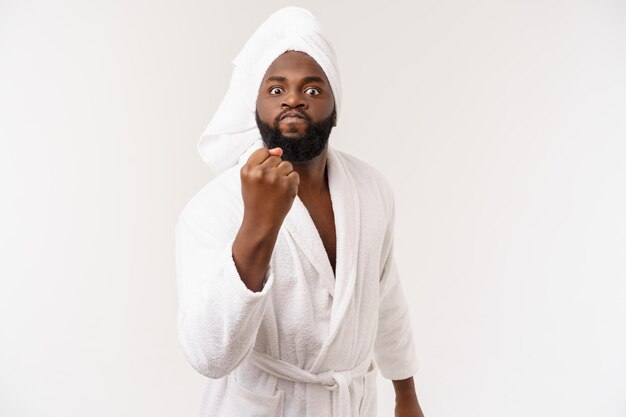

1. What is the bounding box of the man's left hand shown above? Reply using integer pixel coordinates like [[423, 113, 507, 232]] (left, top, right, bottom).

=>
[[395, 400, 425, 417]]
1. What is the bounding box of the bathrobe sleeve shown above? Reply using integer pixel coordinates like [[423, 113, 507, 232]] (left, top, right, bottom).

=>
[[175, 190, 276, 379], [373, 187, 420, 380]]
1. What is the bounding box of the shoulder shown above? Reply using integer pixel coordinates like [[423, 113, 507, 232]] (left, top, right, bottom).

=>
[[331, 148, 395, 211], [177, 164, 243, 236]]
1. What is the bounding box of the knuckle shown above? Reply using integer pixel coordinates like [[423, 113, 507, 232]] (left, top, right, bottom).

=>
[[248, 148, 268, 163], [250, 169, 264, 182], [267, 173, 278, 185]]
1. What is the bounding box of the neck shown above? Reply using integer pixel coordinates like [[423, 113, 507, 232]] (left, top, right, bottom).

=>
[[292, 147, 329, 195]]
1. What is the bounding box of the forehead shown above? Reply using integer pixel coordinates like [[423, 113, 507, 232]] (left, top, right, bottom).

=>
[[262, 51, 329, 83]]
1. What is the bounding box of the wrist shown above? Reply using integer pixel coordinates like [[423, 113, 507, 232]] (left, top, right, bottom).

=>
[[393, 377, 417, 404], [395, 391, 418, 405], [240, 214, 282, 242]]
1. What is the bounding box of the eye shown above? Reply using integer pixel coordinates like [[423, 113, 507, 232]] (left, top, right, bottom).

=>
[[269, 87, 283, 95], [305, 87, 321, 96]]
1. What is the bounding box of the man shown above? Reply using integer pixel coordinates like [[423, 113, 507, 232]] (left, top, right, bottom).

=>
[[176, 7, 425, 417]]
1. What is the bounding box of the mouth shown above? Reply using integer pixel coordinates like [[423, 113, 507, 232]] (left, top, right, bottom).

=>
[[279, 111, 306, 123], [280, 116, 306, 124]]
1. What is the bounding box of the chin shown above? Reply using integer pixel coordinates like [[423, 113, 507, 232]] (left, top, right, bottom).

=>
[[279, 126, 307, 138]]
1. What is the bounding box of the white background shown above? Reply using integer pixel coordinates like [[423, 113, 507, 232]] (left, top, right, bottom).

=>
[[1, 1, 625, 416]]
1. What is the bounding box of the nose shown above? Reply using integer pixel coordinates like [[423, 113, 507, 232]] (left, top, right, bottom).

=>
[[281, 89, 307, 109]]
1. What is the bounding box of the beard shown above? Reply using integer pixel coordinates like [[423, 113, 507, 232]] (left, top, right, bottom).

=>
[[255, 108, 336, 162]]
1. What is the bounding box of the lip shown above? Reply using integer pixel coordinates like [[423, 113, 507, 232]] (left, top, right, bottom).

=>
[[280, 111, 306, 121], [280, 116, 307, 124]]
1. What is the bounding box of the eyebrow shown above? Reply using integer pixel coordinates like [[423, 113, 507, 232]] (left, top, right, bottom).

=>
[[302, 76, 326, 85], [265, 76, 287, 83], [264, 75, 327, 85]]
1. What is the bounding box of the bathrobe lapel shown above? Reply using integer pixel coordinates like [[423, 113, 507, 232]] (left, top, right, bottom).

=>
[[282, 147, 361, 372], [283, 191, 337, 298]]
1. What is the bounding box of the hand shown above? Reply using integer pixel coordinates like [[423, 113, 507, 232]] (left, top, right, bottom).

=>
[[395, 401, 425, 417], [240, 147, 300, 230]]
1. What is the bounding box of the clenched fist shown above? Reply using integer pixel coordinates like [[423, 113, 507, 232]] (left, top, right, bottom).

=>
[[233, 147, 300, 292], [240, 147, 300, 229]]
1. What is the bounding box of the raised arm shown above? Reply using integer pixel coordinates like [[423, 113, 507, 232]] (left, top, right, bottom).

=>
[[232, 147, 299, 291], [175, 147, 298, 379]]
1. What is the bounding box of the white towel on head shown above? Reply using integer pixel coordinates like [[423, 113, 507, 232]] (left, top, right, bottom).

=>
[[197, 6, 342, 175]]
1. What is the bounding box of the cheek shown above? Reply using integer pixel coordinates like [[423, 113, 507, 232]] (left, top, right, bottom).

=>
[[256, 99, 278, 123], [321, 95, 335, 113], [314, 100, 335, 119]]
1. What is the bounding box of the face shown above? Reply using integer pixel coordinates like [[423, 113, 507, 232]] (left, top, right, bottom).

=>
[[255, 51, 336, 162]]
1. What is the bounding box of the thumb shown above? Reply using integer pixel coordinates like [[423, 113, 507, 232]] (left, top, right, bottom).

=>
[[268, 147, 283, 157]]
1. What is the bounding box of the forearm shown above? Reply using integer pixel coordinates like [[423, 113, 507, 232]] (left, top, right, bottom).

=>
[[232, 216, 281, 292], [392, 377, 425, 417]]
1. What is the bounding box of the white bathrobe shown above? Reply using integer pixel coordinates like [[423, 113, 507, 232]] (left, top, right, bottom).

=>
[[175, 144, 419, 417]]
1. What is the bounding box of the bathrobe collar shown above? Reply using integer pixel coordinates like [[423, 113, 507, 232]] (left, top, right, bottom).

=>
[[282, 146, 361, 372]]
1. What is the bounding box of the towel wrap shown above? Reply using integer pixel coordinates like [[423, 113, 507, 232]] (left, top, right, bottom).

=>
[[197, 6, 342, 176]]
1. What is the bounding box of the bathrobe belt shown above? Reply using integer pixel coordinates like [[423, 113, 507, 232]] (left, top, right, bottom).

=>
[[248, 349, 373, 417]]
